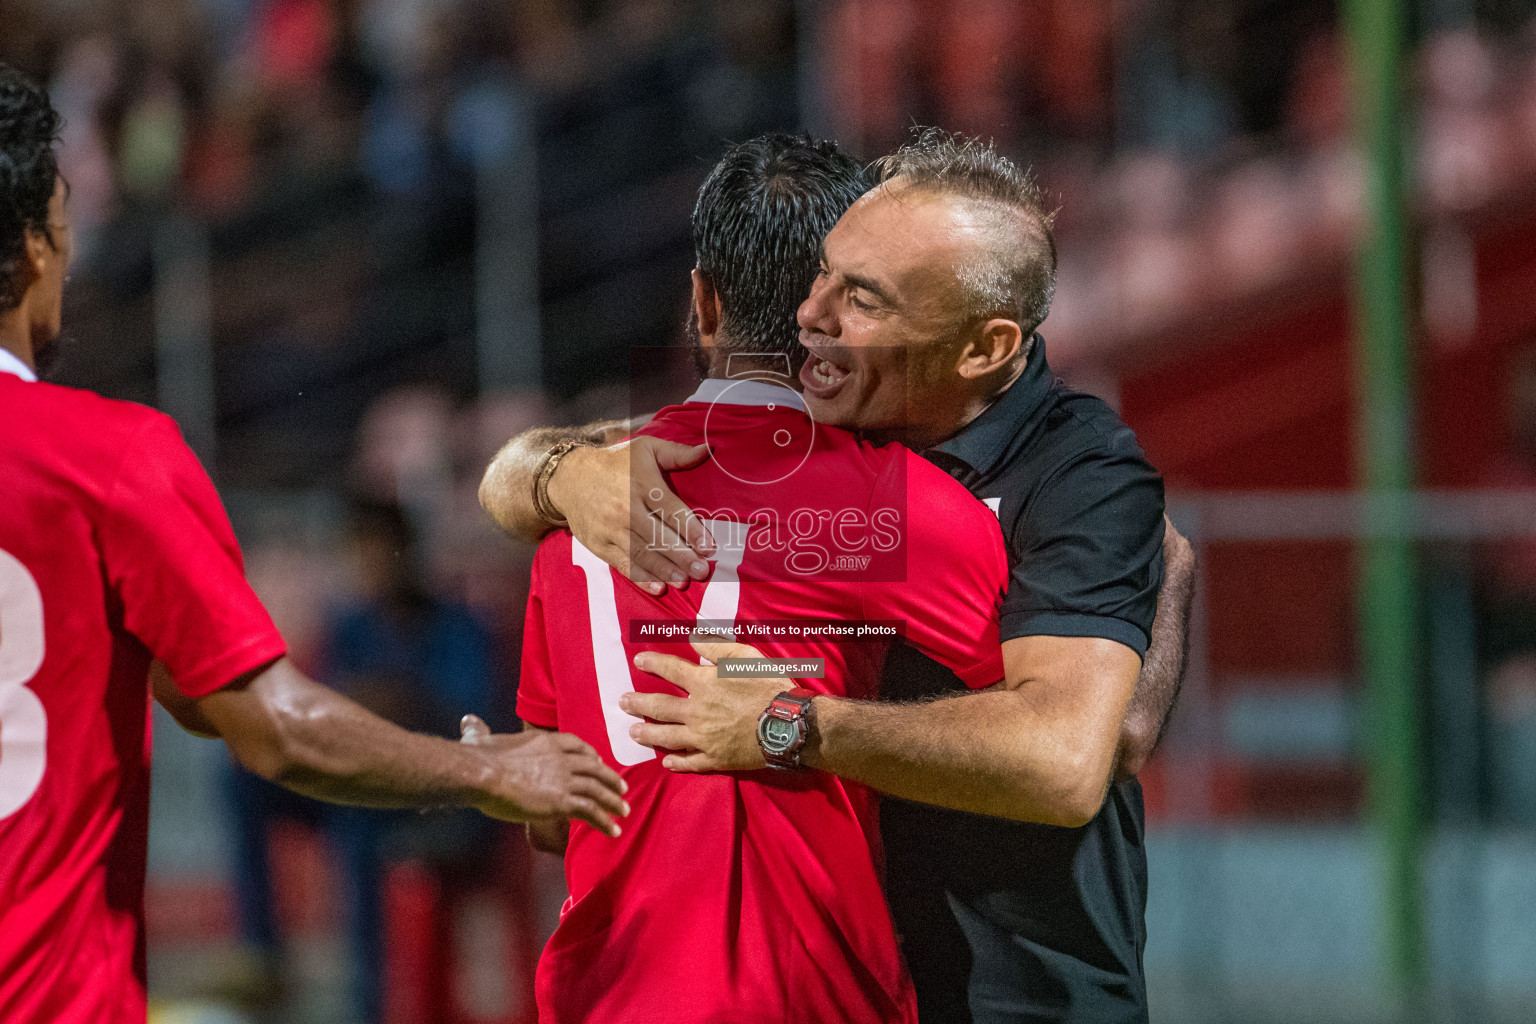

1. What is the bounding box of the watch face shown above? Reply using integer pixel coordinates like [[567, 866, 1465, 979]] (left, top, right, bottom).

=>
[[760, 715, 798, 753]]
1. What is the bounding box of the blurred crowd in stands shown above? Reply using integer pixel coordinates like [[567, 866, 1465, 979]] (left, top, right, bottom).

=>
[[5, 1, 1536, 472], [2, 0, 801, 489]]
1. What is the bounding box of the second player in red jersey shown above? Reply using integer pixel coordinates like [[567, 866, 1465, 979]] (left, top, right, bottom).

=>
[[518, 379, 1008, 1023], [0, 64, 629, 1024], [0, 373, 291, 1023]]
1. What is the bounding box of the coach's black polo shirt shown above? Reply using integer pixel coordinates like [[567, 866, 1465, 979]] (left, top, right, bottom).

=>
[[881, 336, 1165, 1024]]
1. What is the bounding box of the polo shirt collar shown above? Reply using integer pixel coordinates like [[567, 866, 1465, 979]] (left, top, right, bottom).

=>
[[0, 347, 37, 382], [685, 376, 805, 411], [931, 333, 1051, 474]]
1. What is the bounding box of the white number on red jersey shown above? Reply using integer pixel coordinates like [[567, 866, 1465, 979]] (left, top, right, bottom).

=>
[[0, 548, 47, 820], [570, 521, 749, 766], [692, 520, 749, 639]]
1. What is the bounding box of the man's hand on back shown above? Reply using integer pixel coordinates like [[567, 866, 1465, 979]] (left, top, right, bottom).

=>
[[477, 418, 718, 593], [546, 437, 716, 594], [622, 638, 789, 771]]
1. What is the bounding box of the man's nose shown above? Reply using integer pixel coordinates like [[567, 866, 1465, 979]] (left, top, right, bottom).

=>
[[797, 277, 834, 338]]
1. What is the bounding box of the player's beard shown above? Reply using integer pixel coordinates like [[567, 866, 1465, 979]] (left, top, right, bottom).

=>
[[33, 331, 65, 379], [686, 307, 710, 379]]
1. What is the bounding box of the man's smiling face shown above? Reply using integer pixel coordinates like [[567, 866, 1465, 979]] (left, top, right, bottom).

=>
[[795, 183, 991, 443]]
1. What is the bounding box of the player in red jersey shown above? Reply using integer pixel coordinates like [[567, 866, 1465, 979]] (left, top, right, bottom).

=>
[[511, 137, 1008, 1023], [0, 64, 627, 1024]]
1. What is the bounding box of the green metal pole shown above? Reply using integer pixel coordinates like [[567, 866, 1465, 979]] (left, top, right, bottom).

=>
[[1342, 0, 1426, 1002]]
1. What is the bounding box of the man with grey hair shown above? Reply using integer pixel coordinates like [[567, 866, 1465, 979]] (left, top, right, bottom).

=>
[[893, 132, 1059, 334], [482, 130, 1194, 1024]]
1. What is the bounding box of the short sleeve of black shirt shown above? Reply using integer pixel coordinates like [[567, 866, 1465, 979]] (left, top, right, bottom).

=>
[[999, 421, 1164, 655], [930, 337, 1164, 658]]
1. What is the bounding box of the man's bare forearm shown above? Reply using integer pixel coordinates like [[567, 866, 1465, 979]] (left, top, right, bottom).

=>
[[807, 638, 1139, 826], [627, 636, 1136, 823], [808, 690, 1110, 827], [202, 660, 503, 810], [477, 417, 643, 543], [1115, 520, 1196, 779], [189, 659, 627, 834], [199, 659, 631, 837], [264, 709, 493, 810]]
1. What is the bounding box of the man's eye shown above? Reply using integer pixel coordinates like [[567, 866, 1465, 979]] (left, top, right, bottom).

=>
[[850, 293, 875, 312]]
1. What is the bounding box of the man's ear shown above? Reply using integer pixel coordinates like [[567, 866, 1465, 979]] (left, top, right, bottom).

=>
[[19, 227, 50, 291], [691, 268, 723, 340], [956, 318, 1025, 380]]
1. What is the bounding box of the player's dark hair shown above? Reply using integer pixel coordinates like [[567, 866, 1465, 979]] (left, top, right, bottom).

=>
[[875, 128, 1058, 335], [692, 134, 870, 370], [0, 63, 62, 313]]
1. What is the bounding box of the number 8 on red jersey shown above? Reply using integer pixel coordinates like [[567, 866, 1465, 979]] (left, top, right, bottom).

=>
[[0, 548, 47, 820]]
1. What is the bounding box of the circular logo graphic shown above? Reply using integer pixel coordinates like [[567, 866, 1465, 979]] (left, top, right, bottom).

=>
[[702, 376, 817, 486]]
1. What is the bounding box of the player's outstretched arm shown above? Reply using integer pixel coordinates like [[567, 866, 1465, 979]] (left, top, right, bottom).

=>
[[1114, 518, 1196, 780], [477, 416, 716, 593], [185, 657, 629, 836]]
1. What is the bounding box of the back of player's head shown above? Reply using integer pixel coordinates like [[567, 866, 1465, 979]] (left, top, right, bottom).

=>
[[692, 134, 870, 367], [0, 63, 62, 313]]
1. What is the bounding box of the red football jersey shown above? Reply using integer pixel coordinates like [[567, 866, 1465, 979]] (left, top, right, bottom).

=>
[[0, 367, 287, 1024], [517, 378, 1008, 1024]]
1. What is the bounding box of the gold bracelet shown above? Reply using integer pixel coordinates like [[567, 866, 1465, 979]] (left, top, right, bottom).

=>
[[533, 440, 596, 528]]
